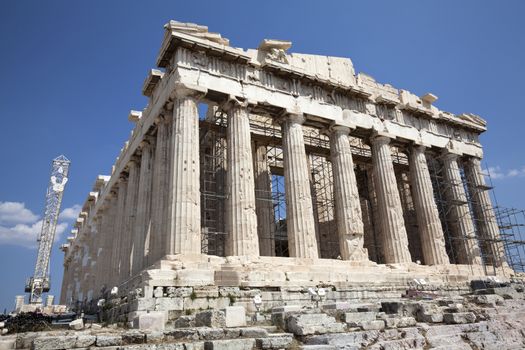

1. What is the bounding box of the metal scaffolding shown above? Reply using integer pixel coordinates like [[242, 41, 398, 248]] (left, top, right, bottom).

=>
[[198, 105, 525, 274]]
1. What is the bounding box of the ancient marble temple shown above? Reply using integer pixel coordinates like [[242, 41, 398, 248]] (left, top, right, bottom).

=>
[[60, 21, 512, 315]]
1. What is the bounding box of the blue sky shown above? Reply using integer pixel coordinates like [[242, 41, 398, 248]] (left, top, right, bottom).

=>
[[1, 1, 524, 312]]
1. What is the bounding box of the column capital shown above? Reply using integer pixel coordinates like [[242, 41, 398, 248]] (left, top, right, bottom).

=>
[[330, 124, 351, 136], [411, 144, 427, 153], [139, 136, 155, 150], [370, 134, 392, 146], [172, 82, 208, 100], [441, 150, 460, 162], [281, 112, 305, 125], [220, 95, 251, 112]]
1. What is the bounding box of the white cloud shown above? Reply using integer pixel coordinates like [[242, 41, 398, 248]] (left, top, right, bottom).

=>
[[0, 202, 39, 225], [59, 204, 82, 220], [485, 166, 525, 180], [0, 202, 80, 249]]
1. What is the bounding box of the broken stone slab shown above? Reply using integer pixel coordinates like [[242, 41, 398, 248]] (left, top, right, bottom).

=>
[[174, 315, 196, 328], [197, 327, 225, 340], [240, 327, 268, 338], [69, 318, 84, 330], [379, 315, 417, 329], [164, 328, 200, 341], [195, 310, 226, 328], [443, 312, 476, 324], [96, 334, 123, 347], [255, 333, 294, 349], [122, 330, 146, 344], [224, 306, 246, 327], [298, 345, 337, 350], [204, 338, 256, 350], [286, 313, 345, 336], [75, 334, 96, 348], [418, 312, 443, 323], [343, 311, 376, 326], [32, 336, 78, 350], [133, 311, 166, 331], [360, 320, 385, 331], [471, 294, 504, 307]]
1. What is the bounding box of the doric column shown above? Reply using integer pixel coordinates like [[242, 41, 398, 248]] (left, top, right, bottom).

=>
[[253, 142, 276, 256], [120, 159, 140, 282], [329, 126, 367, 260], [371, 135, 412, 263], [409, 145, 449, 265], [464, 157, 507, 267], [167, 88, 204, 254], [95, 192, 117, 295], [110, 178, 127, 286], [442, 152, 482, 265], [281, 113, 318, 258], [223, 100, 259, 256], [149, 115, 171, 263], [132, 138, 155, 275]]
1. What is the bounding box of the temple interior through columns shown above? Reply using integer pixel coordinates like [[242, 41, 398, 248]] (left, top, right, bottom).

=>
[[59, 21, 525, 312]]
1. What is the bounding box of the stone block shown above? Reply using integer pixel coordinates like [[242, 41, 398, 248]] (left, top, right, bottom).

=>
[[381, 316, 417, 329], [122, 330, 146, 344], [156, 297, 184, 311], [133, 311, 166, 331], [418, 312, 443, 323], [219, 287, 241, 297], [443, 312, 476, 324], [75, 335, 96, 348], [0, 339, 16, 350], [198, 327, 226, 340], [164, 328, 199, 341], [32, 336, 77, 350], [204, 338, 255, 350], [132, 297, 156, 311], [473, 294, 504, 307], [174, 315, 196, 328], [360, 319, 385, 330], [195, 310, 226, 328], [194, 286, 219, 298], [184, 342, 206, 350], [286, 313, 345, 336], [146, 331, 165, 343], [255, 333, 294, 349], [69, 318, 84, 330], [343, 311, 376, 325], [240, 327, 268, 338], [224, 306, 246, 327], [96, 334, 122, 347]]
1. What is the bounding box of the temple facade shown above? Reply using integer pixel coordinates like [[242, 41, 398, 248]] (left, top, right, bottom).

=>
[[60, 21, 512, 314]]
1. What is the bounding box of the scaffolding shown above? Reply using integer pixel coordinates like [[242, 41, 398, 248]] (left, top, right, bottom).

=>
[[198, 104, 525, 274]]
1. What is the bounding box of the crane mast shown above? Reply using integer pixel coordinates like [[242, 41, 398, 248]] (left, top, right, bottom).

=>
[[25, 155, 71, 304]]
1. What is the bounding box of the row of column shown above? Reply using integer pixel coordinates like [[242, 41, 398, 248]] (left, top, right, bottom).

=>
[[83, 90, 506, 298]]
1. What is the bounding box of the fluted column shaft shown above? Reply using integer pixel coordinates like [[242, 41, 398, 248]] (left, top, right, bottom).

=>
[[254, 143, 276, 256], [464, 157, 506, 267], [120, 160, 140, 282], [132, 140, 154, 275], [110, 179, 127, 286], [330, 126, 367, 260], [168, 92, 202, 254], [282, 114, 318, 258], [409, 146, 449, 265], [225, 103, 259, 256], [442, 153, 482, 265], [95, 193, 117, 294], [149, 116, 171, 262], [371, 135, 412, 263]]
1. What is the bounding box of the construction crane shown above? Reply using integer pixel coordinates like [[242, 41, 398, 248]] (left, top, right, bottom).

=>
[[25, 155, 71, 304]]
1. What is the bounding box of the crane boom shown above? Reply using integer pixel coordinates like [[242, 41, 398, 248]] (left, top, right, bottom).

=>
[[26, 155, 71, 304]]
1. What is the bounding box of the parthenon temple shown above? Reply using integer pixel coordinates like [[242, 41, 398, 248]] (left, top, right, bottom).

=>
[[59, 21, 515, 319]]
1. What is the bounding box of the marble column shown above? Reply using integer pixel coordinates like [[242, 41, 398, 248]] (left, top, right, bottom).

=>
[[464, 157, 507, 267], [224, 101, 259, 256], [95, 193, 117, 295], [371, 135, 412, 263], [149, 115, 171, 263], [442, 152, 482, 265], [330, 126, 367, 260], [168, 90, 203, 255], [132, 139, 154, 275], [110, 178, 127, 286], [282, 113, 318, 258], [409, 145, 449, 265], [253, 143, 276, 256], [120, 159, 140, 282]]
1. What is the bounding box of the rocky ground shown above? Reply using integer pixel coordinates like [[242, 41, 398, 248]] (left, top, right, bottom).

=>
[[1, 284, 524, 350]]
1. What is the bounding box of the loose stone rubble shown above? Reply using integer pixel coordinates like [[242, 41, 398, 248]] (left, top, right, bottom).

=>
[[1, 284, 524, 349]]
